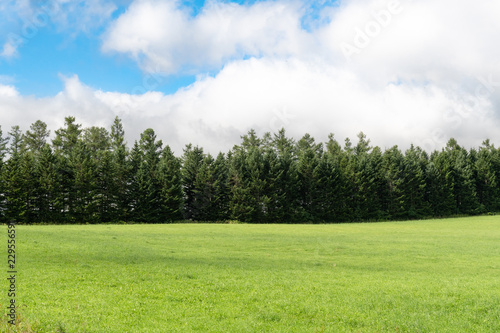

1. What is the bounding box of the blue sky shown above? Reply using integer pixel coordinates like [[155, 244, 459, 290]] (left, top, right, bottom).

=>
[[0, 0, 199, 96], [0, 0, 499, 154], [0, 0, 340, 97]]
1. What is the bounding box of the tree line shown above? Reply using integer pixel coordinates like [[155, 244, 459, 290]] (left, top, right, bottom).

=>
[[1, 116, 499, 224]]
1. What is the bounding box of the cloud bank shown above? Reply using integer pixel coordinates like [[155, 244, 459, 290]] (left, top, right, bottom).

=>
[[1, 0, 500, 154]]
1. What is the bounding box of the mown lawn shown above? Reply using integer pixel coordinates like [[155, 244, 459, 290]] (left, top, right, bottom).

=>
[[2, 216, 500, 332]]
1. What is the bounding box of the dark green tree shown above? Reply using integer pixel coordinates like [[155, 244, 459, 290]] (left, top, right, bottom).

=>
[[229, 130, 268, 222], [24, 120, 50, 153], [296, 133, 322, 221], [52, 117, 83, 222], [136, 129, 163, 223], [4, 126, 29, 222], [36, 144, 61, 223], [401, 145, 430, 219], [0, 126, 9, 221], [127, 141, 142, 221], [475, 140, 500, 212], [267, 129, 298, 222], [158, 145, 184, 221], [181, 144, 205, 220], [110, 117, 130, 220]]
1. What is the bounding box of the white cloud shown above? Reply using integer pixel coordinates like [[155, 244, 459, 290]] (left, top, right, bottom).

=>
[[1, 59, 499, 155], [0, 85, 19, 98], [1, 42, 18, 58], [320, 0, 500, 85], [102, 0, 500, 87], [102, 0, 311, 73], [1, 0, 500, 154], [47, 0, 118, 34], [0, 0, 117, 39]]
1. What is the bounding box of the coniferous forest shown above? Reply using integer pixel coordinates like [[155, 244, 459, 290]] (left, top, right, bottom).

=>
[[1, 116, 500, 224]]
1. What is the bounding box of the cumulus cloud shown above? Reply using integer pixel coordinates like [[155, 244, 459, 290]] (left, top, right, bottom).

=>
[[102, 0, 312, 73], [1, 0, 500, 155], [313, 0, 500, 89], [2, 58, 499, 155], [0, 85, 19, 98]]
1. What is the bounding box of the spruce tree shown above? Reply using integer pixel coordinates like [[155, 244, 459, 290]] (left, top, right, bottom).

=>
[[313, 152, 342, 222], [110, 117, 129, 221], [181, 144, 205, 220], [475, 140, 500, 212], [229, 130, 267, 222], [428, 151, 456, 216], [128, 142, 142, 221], [211, 152, 230, 220], [401, 145, 430, 219], [52, 117, 83, 222], [0, 126, 9, 222], [4, 126, 28, 222], [296, 133, 322, 221], [136, 129, 163, 223], [382, 146, 405, 219], [24, 120, 50, 153], [269, 129, 298, 222], [71, 141, 98, 223], [158, 145, 183, 221], [36, 144, 60, 223]]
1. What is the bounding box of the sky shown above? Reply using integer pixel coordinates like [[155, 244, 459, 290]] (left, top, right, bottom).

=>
[[0, 0, 499, 155]]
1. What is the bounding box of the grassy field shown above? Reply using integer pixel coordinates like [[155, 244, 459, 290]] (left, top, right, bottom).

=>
[[1, 216, 500, 332]]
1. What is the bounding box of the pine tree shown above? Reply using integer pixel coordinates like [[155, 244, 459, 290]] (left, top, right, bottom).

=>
[[36, 144, 60, 223], [296, 133, 322, 221], [3, 116, 499, 224], [127, 142, 142, 221], [428, 150, 456, 216], [345, 132, 379, 221], [53, 116, 82, 156], [313, 152, 342, 222], [136, 129, 163, 223], [229, 130, 267, 222], [23, 120, 51, 223], [95, 149, 115, 222], [83, 126, 114, 222], [365, 146, 388, 220], [157, 145, 183, 221], [192, 154, 216, 221], [441, 139, 479, 214], [244, 147, 268, 222], [110, 117, 129, 221], [475, 140, 500, 212], [0, 126, 9, 222], [211, 152, 230, 220], [181, 144, 205, 220], [188, 153, 230, 221], [382, 146, 405, 219], [52, 117, 83, 222], [4, 126, 28, 222], [24, 120, 50, 153], [268, 129, 298, 222], [454, 150, 479, 214], [401, 145, 430, 219], [71, 141, 98, 223]]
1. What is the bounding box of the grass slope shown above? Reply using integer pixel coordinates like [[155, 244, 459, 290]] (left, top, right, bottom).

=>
[[2, 216, 500, 332]]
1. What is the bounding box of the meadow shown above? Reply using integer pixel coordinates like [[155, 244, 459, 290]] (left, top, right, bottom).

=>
[[2, 216, 500, 332]]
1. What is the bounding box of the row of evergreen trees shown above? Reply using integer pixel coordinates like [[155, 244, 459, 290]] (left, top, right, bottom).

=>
[[1, 116, 499, 224]]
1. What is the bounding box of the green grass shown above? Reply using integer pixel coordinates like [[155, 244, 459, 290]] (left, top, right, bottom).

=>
[[2, 216, 500, 332]]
